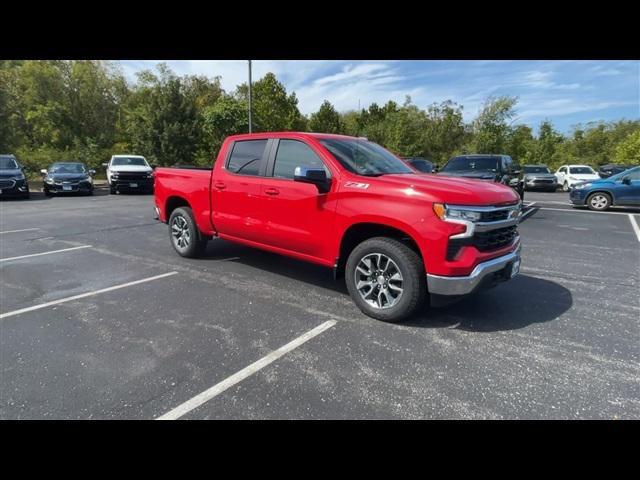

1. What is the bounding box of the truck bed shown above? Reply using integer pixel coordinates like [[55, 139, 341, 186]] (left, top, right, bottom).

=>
[[154, 166, 214, 235]]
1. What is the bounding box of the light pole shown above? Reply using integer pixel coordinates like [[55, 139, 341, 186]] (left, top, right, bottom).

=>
[[248, 60, 253, 133]]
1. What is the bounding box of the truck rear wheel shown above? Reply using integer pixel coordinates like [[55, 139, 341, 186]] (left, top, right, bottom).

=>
[[345, 237, 426, 323], [169, 207, 208, 258]]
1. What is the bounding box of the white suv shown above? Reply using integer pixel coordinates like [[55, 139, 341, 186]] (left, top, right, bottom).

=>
[[555, 165, 599, 192], [102, 155, 154, 194]]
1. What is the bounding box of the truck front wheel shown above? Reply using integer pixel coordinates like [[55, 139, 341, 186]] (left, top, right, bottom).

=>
[[345, 237, 426, 323], [169, 207, 208, 258]]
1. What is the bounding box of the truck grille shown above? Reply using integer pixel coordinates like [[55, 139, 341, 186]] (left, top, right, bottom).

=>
[[473, 225, 518, 251], [446, 225, 518, 260], [117, 172, 149, 180], [480, 209, 511, 222]]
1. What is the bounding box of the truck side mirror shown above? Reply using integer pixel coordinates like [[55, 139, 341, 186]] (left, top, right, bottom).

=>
[[294, 167, 331, 194]]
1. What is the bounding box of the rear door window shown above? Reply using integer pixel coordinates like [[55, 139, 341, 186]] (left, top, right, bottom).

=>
[[227, 140, 268, 176]]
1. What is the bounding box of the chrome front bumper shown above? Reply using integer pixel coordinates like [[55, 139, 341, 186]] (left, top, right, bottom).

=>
[[427, 244, 521, 296]]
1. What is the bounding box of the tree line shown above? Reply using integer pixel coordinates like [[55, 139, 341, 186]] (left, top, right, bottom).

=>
[[1, 60, 638, 173]]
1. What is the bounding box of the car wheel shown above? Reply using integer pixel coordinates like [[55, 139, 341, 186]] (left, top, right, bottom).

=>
[[44, 188, 52, 197], [586, 192, 611, 211], [562, 181, 569, 192], [345, 237, 426, 323], [168, 206, 208, 258]]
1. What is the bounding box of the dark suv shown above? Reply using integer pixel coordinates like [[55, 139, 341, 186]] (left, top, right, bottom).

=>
[[438, 154, 524, 199], [0, 154, 30, 199]]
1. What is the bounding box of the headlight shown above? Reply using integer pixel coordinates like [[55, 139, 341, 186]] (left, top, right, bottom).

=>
[[433, 203, 482, 222], [145, 172, 154, 179], [111, 173, 119, 179], [45, 177, 54, 184], [574, 183, 592, 190]]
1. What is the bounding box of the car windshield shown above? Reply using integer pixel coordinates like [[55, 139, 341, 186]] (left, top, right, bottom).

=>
[[50, 163, 86, 174], [608, 166, 638, 181], [112, 157, 148, 167], [408, 159, 434, 173], [569, 167, 596, 174], [319, 138, 414, 176], [524, 166, 550, 174], [441, 156, 500, 172], [0, 157, 18, 169]]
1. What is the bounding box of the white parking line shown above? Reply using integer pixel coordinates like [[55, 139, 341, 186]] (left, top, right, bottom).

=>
[[520, 203, 537, 220], [537, 207, 637, 216], [0, 271, 178, 320], [0, 245, 92, 263], [157, 320, 338, 420], [628, 214, 640, 242], [0, 228, 40, 234]]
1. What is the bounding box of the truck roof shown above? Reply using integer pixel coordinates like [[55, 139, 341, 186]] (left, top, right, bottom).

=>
[[112, 154, 146, 158], [225, 132, 362, 141]]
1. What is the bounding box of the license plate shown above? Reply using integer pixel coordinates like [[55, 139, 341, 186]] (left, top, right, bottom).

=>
[[63, 185, 72, 191], [130, 183, 138, 187], [510, 259, 520, 278]]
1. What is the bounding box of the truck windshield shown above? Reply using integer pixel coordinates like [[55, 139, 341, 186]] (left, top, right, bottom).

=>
[[112, 157, 148, 166], [319, 138, 413, 176], [524, 166, 550, 174], [441, 156, 500, 172], [0, 157, 18, 169]]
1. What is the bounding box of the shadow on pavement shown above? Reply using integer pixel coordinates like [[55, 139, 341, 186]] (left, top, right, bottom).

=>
[[200, 240, 573, 332], [406, 274, 573, 332]]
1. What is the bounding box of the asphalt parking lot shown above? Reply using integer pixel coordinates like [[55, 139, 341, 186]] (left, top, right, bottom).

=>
[[1, 188, 639, 419]]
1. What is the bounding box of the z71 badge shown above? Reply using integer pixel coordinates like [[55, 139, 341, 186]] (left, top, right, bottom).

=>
[[344, 182, 370, 189]]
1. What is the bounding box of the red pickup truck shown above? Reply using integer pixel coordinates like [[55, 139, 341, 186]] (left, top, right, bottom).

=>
[[154, 132, 522, 322]]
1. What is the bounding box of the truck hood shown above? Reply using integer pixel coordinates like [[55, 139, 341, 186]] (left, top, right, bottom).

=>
[[437, 170, 498, 181], [0, 169, 23, 178], [364, 173, 519, 206], [524, 173, 556, 180], [110, 165, 152, 173]]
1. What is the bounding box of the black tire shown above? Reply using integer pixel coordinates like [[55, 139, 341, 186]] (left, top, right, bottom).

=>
[[110, 185, 116, 194], [168, 206, 208, 258], [345, 237, 426, 323], [44, 188, 52, 197], [586, 192, 611, 211]]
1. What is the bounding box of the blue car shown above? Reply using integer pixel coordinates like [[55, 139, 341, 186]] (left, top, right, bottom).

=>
[[570, 166, 640, 211]]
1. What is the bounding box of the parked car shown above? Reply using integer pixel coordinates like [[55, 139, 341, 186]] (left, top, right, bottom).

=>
[[437, 154, 525, 199], [554, 165, 599, 192], [598, 163, 631, 179], [102, 155, 154, 194], [154, 133, 522, 323], [522, 164, 557, 192], [41, 162, 95, 196], [403, 157, 435, 173], [569, 166, 640, 211], [0, 154, 30, 199]]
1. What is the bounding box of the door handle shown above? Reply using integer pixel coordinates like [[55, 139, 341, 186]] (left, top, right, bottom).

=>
[[213, 182, 226, 190], [264, 187, 280, 196]]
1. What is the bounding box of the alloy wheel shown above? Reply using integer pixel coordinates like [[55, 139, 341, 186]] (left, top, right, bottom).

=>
[[354, 253, 404, 309]]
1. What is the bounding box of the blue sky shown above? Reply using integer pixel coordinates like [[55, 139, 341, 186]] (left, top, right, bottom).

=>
[[118, 60, 639, 134]]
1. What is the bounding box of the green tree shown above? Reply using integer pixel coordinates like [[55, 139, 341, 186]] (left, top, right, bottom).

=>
[[124, 64, 199, 166], [534, 120, 563, 166], [505, 124, 535, 165], [421, 100, 467, 164], [236, 72, 305, 132], [614, 130, 640, 164], [470, 96, 518, 153], [202, 94, 249, 160], [309, 100, 344, 133]]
